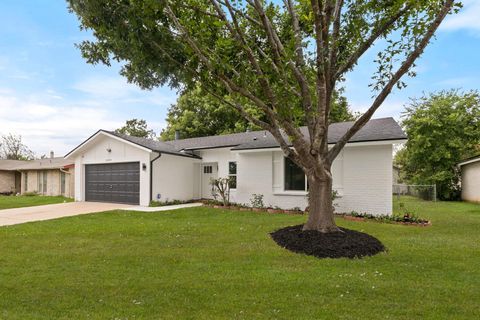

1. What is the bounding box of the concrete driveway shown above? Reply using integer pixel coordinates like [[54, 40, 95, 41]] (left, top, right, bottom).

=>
[[0, 202, 132, 227]]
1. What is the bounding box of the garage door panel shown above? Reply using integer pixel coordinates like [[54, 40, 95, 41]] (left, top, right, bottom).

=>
[[85, 162, 140, 205]]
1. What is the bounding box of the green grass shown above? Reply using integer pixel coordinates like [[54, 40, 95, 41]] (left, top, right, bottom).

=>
[[0, 198, 479, 319], [0, 195, 73, 210]]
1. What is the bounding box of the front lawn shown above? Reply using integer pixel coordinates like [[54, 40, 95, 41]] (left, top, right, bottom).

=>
[[0, 198, 479, 319], [0, 195, 73, 210]]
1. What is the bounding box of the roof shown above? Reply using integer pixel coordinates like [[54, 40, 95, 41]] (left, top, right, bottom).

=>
[[64, 130, 201, 159], [166, 117, 406, 151], [104, 131, 201, 159], [66, 118, 405, 159], [458, 154, 480, 167], [0, 158, 74, 171], [0, 160, 28, 171]]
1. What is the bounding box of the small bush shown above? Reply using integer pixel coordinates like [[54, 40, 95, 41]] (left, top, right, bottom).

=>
[[22, 192, 38, 197], [250, 194, 264, 208]]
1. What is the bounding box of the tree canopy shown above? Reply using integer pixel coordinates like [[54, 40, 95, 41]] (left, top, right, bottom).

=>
[[69, 0, 459, 232], [115, 119, 156, 139], [397, 90, 480, 200], [161, 85, 357, 141]]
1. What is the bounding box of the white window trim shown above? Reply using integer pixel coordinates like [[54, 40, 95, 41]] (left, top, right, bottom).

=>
[[283, 157, 307, 192], [274, 154, 344, 197], [228, 161, 237, 190]]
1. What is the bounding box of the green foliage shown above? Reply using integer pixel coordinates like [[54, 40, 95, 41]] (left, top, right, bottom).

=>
[[161, 86, 356, 140], [160, 86, 256, 140], [348, 200, 428, 224], [115, 119, 156, 139], [397, 90, 480, 200], [149, 199, 192, 207], [67, 0, 454, 139]]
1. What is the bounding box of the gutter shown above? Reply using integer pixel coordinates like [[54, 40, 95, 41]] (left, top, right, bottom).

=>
[[149, 152, 162, 203]]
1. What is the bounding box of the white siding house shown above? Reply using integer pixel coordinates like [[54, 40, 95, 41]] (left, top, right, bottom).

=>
[[458, 156, 480, 203], [65, 117, 406, 215]]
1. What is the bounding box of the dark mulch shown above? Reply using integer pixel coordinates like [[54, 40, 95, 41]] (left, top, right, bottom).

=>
[[270, 225, 385, 259]]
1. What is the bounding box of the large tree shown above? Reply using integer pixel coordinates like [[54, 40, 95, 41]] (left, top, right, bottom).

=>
[[115, 119, 156, 139], [0, 134, 35, 160], [397, 90, 480, 200], [69, 0, 459, 232], [161, 85, 356, 141]]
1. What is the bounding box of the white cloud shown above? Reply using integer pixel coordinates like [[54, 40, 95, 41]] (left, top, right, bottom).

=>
[[73, 75, 176, 106], [0, 74, 177, 157], [0, 91, 126, 156], [441, 0, 480, 32], [349, 99, 407, 121]]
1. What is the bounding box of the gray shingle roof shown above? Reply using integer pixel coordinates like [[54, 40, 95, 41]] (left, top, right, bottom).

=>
[[89, 118, 405, 158], [105, 131, 201, 159], [166, 117, 406, 151], [0, 160, 27, 171], [0, 158, 74, 171], [15, 157, 74, 170]]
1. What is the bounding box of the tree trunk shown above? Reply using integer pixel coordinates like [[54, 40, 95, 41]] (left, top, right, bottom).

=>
[[303, 170, 340, 233]]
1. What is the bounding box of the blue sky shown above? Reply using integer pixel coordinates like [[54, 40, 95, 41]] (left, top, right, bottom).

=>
[[0, 1, 479, 156]]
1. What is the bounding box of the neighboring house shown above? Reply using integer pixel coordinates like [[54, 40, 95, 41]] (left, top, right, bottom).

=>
[[458, 155, 480, 203], [0, 154, 75, 197], [0, 160, 25, 194], [65, 117, 406, 215]]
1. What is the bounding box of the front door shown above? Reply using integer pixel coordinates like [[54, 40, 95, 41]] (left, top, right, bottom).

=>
[[201, 163, 218, 199]]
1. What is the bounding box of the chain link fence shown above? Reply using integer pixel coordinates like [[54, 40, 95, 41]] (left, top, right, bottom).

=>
[[393, 184, 437, 201]]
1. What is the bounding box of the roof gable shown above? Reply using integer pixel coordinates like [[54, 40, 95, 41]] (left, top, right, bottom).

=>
[[65, 130, 201, 159]]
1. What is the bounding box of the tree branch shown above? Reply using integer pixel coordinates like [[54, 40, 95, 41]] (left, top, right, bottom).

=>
[[334, 4, 412, 81], [328, 0, 455, 163]]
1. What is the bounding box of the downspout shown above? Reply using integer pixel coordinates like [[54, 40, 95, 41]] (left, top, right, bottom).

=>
[[150, 152, 162, 203]]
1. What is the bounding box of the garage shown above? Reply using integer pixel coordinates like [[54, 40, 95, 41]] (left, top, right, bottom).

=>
[[85, 162, 140, 205]]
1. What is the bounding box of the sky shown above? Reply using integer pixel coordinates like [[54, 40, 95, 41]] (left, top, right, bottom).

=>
[[0, 1, 479, 156]]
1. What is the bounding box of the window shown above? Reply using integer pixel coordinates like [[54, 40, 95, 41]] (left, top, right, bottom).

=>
[[203, 165, 213, 174], [284, 157, 306, 191], [60, 172, 66, 195], [24, 173, 28, 192], [37, 171, 47, 194], [228, 161, 237, 189]]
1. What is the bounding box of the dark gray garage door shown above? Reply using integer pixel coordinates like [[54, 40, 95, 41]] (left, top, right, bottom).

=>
[[85, 162, 140, 205]]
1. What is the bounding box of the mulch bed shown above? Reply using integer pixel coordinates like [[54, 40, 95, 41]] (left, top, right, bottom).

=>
[[270, 225, 385, 259]]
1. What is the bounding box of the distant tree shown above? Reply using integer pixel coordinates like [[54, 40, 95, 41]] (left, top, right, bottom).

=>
[[115, 119, 156, 139], [0, 134, 35, 160], [397, 90, 480, 200], [161, 85, 356, 141], [160, 86, 260, 140]]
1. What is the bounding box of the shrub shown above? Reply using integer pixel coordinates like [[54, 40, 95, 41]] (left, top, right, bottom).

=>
[[23, 192, 38, 197], [250, 194, 264, 209], [210, 177, 231, 207]]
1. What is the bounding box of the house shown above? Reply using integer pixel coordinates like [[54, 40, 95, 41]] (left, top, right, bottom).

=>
[[0, 160, 25, 194], [0, 154, 75, 197], [65, 117, 406, 215], [458, 155, 480, 203]]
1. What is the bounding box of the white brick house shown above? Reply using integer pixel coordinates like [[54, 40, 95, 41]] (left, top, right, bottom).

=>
[[65, 117, 406, 215]]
